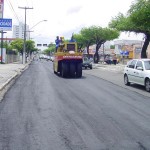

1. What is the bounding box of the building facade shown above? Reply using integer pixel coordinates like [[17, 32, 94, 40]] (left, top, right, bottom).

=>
[[12, 22, 29, 40], [113, 40, 150, 59]]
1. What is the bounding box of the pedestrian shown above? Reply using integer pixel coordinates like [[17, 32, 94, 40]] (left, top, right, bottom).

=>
[[55, 36, 60, 52], [113, 54, 117, 65]]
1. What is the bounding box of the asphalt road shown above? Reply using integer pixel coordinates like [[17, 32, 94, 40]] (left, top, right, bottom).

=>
[[0, 60, 150, 150]]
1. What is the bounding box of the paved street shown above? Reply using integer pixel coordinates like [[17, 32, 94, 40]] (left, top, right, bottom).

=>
[[85, 63, 150, 98], [0, 60, 150, 150]]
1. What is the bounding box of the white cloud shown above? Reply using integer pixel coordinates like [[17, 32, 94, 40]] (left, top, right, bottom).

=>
[[3, 0, 143, 44]]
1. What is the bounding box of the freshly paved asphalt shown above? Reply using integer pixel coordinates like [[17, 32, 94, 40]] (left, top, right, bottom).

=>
[[0, 61, 149, 100], [0, 60, 150, 150], [85, 64, 150, 98]]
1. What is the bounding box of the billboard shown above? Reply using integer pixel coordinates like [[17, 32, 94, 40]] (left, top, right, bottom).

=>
[[0, 18, 12, 30]]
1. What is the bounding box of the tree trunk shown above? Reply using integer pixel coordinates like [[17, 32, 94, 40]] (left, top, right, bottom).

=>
[[94, 52, 99, 63], [87, 45, 90, 59], [141, 34, 150, 58], [94, 44, 101, 63]]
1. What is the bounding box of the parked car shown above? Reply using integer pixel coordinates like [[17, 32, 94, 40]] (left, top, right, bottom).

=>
[[124, 59, 150, 92], [82, 57, 92, 69]]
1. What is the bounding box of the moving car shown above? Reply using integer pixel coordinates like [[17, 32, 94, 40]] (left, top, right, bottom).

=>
[[124, 59, 150, 92], [82, 57, 92, 69]]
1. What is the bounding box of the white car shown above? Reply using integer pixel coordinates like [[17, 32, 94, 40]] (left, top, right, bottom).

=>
[[124, 59, 150, 92]]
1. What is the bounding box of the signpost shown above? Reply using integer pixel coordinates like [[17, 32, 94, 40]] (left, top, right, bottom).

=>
[[0, 0, 3, 18], [0, 0, 12, 63], [0, 18, 12, 63]]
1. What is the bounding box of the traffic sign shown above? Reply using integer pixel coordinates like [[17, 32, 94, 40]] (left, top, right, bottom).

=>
[[0, 18, 12, 31]]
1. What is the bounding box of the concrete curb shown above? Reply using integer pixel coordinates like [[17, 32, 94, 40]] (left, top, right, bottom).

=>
[[0, 62, 31, 102]]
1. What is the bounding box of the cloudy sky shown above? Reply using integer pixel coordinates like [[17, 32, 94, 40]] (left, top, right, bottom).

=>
[[4, 0, 144, 44]]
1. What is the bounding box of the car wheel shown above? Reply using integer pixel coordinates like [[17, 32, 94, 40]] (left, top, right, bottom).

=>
[[145, 79, 150, 92], [124, 74, 130, 86]]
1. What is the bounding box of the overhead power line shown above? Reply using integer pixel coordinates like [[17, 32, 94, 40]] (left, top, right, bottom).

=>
[[6, 0, 20, 22]]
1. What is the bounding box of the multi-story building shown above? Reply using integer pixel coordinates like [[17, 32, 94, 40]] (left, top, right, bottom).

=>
[[12, 22, 29, 40]]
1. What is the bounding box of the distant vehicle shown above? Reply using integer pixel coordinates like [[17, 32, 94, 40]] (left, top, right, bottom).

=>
[[82, 57, 92, 69], [124, 59, 150, 92], [50, 56, 54, 62]]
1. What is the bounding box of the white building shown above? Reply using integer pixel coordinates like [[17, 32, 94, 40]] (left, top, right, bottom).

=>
[[12, 22, 29, 40]]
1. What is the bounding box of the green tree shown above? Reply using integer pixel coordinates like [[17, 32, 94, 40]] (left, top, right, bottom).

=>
[[26, 40, 37, 56], [73, 33, 86, 50], [80, 27, 95, 57], [110, 45, 115, 49], [2, 41, 15, 54], [43, 43, 55, 55], [109, 0, 150, 58], [89, 26, 119, 63], [10, 38, 24, 54]]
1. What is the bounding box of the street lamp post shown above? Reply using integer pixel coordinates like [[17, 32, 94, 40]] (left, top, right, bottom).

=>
[[30, 20, 47, 30], [26, 20, 47, 60], [28, 20, 47, 39]]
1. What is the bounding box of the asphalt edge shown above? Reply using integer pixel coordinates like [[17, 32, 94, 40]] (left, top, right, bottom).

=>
[[0, 61, 31, 102]]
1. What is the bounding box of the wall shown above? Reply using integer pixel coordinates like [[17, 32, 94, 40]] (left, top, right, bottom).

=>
[[6, 54, 20, 64]]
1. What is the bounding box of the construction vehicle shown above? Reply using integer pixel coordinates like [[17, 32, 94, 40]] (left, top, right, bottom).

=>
[[53, 37, 83, 78]]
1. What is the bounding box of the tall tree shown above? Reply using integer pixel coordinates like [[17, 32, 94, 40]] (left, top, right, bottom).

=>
[[89, 26, 119, 63], [80, 27, 95, 58], [109, 0, 150, 58], [73, 33, 85, 50], [43, 43, 55, 55], [2, 41, 15, 54], [10, 38, 24, 55], [26, 40, 36, 56]]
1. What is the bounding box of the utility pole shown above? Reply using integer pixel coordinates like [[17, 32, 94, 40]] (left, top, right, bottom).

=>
[[0, 31, 6, 63], [0, 0, 4, 64], [18, 7, 33, 64], [26, 30, 34, 40]]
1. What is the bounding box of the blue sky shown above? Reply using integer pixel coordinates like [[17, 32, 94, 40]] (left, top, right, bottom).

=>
[[4, 0, 143, 44]]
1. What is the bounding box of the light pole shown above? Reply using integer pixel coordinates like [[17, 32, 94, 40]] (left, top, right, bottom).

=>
[[18, 6, 33, 64], [28, 20, 47, 40], [26, 30, 34, 40], [30, 20, 47, 30]]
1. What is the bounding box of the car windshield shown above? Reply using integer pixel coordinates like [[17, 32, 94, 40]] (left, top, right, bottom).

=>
[[144, 61, 150, 70]]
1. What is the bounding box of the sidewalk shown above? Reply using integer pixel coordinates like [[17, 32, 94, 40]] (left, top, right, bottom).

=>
[[86, 63, 125, 87], [0, 63, 29, 95], [85, 64, 125, 87], [93, 63, 125, 73]]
